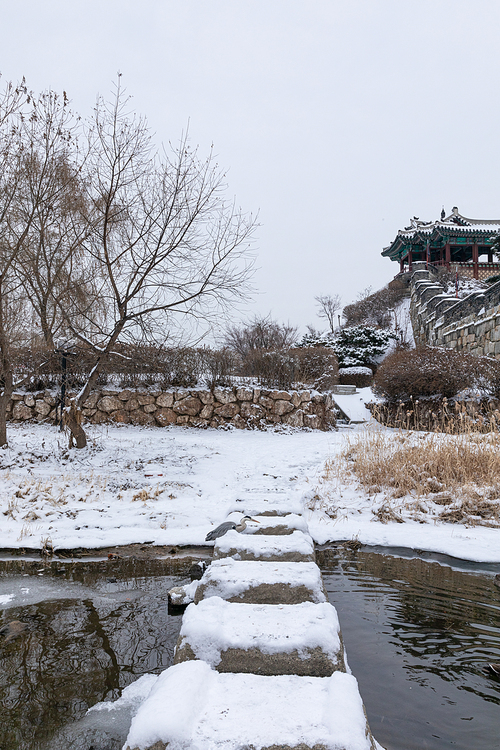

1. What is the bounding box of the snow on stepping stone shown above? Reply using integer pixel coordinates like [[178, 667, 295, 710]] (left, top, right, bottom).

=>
[[193, 558, 327, 605], [213, 528, 315, 562], [174, 597, 346, 676], [124, 660, 379, 750], [230, 496, 304, 515], [247, 512, 309, 535]]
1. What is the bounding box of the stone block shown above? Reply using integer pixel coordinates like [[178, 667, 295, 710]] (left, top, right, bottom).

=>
[[34, 400, 51, 417], [259, 395, 274, 410], [111, 409, 130, 424], [273, 399, 294, 416], [290, 391, 301, 407], [12, 403, 32, 420], [125, 398, 140, 411], [173, 396, 202, 416], [282, 410, 304, 427], [124, 662, 378, 750], [194, 558, 326, 605], [155, 408, 177, 426], [118, 389, 133, 401], [176, 415, 190, 425], [214, 402, 239, 418], [240, 402, 264, 419], [24, 394, 35, 407], [236, 387, 253, 401], [156, 392, 174, 408], [143, 403, 157, 413], [214, 388, 237, 404], [213, 529, 315, 562], [200, 403, 214, 419], [303, 414, 321, 429], [230, 414, 246, 429], [83, 392, 99, 409], [97, 395, 122, 413], [199, 391, 215, 404], [174, 599, 345, 675], [137, 394, 155, 405], [269, 390, 291, 400], [249, 513, 309, 536], [133, 411, 155, 426]]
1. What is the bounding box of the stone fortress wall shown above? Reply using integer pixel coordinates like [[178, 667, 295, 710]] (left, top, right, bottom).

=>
[[8, 386, 336, 430], [409, 261, 500, 357]]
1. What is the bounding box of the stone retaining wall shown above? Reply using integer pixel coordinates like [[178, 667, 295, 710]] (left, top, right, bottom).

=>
[[410, 262, 500, 357], [8, 386, 336, 430]]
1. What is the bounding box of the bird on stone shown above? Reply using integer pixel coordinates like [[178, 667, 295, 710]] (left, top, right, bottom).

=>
[[205, 515, 259, 541]]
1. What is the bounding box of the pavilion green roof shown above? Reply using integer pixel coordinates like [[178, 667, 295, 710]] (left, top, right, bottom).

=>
[[382, 208, 500, 261]]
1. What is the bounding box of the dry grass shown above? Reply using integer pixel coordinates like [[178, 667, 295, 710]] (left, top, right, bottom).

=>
[[319, 428, 500, 528]]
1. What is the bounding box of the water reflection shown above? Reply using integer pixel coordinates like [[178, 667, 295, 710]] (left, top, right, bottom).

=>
[[0, 563, 185, 750], [318, 547, 500, 750]]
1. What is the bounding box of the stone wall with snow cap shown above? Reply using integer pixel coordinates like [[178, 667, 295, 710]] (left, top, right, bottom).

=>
[[410, 262, 500, 358], [7, 386, 336, 431]]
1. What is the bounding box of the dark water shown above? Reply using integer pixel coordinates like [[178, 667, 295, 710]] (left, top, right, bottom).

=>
[[318, 547, 500, 750], [1, 551, 500, 750], [0, 558, 187, 750]]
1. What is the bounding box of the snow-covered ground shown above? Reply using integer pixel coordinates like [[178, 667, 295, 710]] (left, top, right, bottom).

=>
[[1, 400, 499, 563]]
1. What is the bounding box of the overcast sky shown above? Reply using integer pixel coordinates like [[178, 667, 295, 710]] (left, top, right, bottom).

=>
[[2, 0, 500, 337]]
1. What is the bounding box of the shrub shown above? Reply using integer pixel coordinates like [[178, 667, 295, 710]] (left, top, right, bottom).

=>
[[293, 347, 338, 390], [332, 325, 392, 368], [343, 285, 407, 328], [245, 349, 297, 389], [203, 348, 235, 389], [338, 366, 373, 388], [373, 347, 478, 401]]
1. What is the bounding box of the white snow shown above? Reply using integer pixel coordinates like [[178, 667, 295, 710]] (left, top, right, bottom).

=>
[[332, 387, 373, 423], [88, 673, 158, 713], [0, 593, 14, 605], [214, 529, 315, 559], [0, 418, 499, 563], [195, 558, 327, 602], [124, 660, 375, 750], [178, 597, 342, 665]]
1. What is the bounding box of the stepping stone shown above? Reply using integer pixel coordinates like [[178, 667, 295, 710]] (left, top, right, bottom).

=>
[[213, 529, 315, 562], [249, 512, 309, 536], [174, 597, 346, 676], [230, 496, 304, 515], [193, 558, 327, 605], [124, 661, 378, 750]]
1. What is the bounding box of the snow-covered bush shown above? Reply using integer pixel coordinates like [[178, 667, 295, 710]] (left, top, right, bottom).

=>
[[373, 347, 478, 401], [331, 325, 392, 368]]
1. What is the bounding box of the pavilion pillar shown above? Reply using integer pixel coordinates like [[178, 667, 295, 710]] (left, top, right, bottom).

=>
[[408, 249, 413, 272], [400, 257, 405, 273], [445, 242, 451, 270], [472, 243, 479, 279], [488, 249, 493, 263]]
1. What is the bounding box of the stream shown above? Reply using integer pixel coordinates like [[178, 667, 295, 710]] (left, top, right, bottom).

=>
[[0, 548, 499, 750]]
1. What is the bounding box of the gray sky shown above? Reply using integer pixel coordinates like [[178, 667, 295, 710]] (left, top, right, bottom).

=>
[[2, 0, 500, 336]]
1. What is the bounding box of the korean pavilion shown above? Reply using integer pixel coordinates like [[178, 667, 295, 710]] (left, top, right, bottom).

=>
[[382, 207, 500, 280]]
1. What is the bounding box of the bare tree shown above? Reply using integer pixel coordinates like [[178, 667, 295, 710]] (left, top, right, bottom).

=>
[[315, 294, 342, 333], [10, 91, 93, 348], [60, 79, 256, 447], [224, 314, 298, 359], [0, 78, 32, 446]]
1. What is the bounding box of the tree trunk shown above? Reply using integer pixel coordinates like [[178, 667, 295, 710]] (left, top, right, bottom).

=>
[[64, 400, 87, 449], [0, 370, 13, 447], [64, 322, 125, 449]]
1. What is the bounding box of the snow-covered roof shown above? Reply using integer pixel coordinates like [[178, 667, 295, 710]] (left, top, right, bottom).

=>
[[382, 207, 500, 258]]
